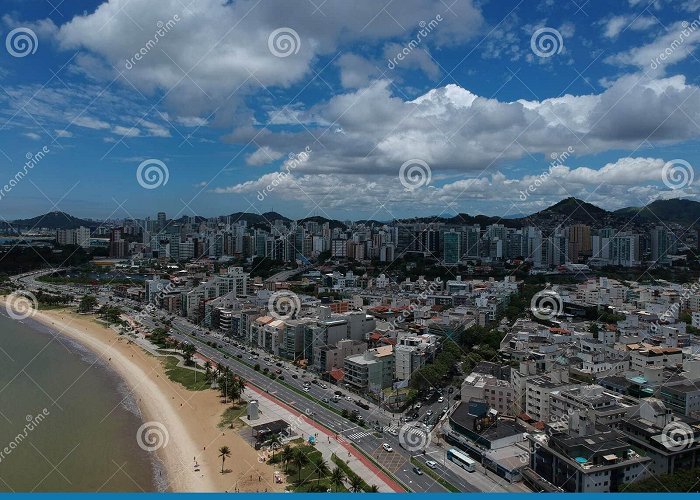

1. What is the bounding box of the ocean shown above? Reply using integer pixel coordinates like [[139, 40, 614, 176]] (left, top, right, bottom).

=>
[[0, 312, 161, 491]]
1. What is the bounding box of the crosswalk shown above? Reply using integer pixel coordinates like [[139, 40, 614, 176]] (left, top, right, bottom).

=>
[[346, 430, 372, 441]]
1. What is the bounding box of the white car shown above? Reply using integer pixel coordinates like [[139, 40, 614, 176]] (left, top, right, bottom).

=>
[[426, 410, 433, 416], [303, 387, 310, 392], [382, 443, 393, 452], [426, 460, 438, 469], [387, 428, 399, 437], [437, 396, 444, 403]]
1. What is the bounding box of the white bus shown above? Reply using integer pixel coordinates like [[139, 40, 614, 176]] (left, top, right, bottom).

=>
[[447, 448, 477, 472]]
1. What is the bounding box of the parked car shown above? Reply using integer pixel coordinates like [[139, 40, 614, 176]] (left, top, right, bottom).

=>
[[382, 443, 393, 452], [412, 466, 423, 475], [437, 396, 444, 403]]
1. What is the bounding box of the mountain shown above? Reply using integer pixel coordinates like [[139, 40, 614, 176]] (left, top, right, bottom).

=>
[[614, 199, 700, 226], [523, 197, 611, 225], [297, 215, 346, 230], [9, 211, 98, 230]]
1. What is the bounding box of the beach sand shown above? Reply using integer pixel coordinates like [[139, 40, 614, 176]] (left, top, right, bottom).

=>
[[1, 297, 285, 493]]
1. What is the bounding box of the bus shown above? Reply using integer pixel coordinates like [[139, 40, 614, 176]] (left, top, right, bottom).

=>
[[447, 448, 477, 472]]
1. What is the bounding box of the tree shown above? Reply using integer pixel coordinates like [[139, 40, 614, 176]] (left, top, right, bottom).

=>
[[78, 294, 97, 313], [218, 446, 231, 473], [315, 457, 329, 481], [281, 445, 294, 472], [181, 343, 196, 365], [203, 361, 212, 381], [368, 484, 379, 492], [293, 447, 310, 482], [330, 466, 345, 492], [350, 474, 364, 492]]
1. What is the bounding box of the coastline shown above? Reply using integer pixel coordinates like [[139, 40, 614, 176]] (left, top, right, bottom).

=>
[[0, 297, 284, 493]]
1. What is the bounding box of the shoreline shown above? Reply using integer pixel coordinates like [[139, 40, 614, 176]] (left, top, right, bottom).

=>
[[1, 297, 284, 493]]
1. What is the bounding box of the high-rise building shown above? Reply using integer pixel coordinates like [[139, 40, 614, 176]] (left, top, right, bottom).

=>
[[157, 211, 167, 230], [443, 230, 461, 264]]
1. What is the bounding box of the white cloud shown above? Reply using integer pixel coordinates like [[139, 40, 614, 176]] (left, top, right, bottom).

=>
[[600, 15, 656, 39], [52, 0, 483, 123], [246, 146, 283, 166], [23, 132, 41, 140], [55, 129, 73, 138], [112, 125, 140, 137]]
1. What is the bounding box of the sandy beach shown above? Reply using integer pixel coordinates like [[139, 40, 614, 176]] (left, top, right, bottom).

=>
[[1, 297, 284, 493]]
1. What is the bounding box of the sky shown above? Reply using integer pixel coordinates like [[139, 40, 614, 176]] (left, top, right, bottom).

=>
[[1, 0, 700, 222]]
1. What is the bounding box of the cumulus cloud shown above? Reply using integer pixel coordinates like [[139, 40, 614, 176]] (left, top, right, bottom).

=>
[[51, 0, 482, 122], [600, 15, 656, 39], [211, 156, 698, 217]]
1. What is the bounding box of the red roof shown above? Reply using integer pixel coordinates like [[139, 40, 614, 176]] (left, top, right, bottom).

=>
[[330, 368, 344, 381]]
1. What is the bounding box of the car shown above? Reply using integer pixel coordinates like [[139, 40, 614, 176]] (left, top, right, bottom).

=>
[[322, 398, 330, 403], [275, 369, 282, 374], [345, 396, 352, 401], [437, 396, 444, 403], [276, 362, 282, 367], [426, 410, 433, 416], [387, 428, 399, 437], [412, 466, 423, 475], [291, 374, 298, 379], [303, 382, 310, 387], [321, 384, 328, 389], [426, 460, 438, 469], [303, 387, 310, 392], [441, 407, 448, 414], [382, 443, 393, 452], [448, 387, 454, 394]]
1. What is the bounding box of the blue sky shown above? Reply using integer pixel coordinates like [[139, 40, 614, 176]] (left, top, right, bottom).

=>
[[1, 0, 700, 221]]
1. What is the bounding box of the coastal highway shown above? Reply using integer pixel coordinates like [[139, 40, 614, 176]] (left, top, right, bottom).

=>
[[12, 270, 508, 493], [137, 315, 484, 493]]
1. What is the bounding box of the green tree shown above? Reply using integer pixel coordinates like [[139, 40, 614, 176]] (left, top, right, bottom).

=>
[[281, 445, 294, 473], [330, 467, 345, 492], [78, 294, 97, 312], [218, 445, 231, 473], [350, 474, 364, 492], [293, 447, 310, 482], [315, 457, 329, 481]]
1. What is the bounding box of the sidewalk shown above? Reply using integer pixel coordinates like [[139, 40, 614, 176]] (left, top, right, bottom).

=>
[[244, 385, 403, 492]]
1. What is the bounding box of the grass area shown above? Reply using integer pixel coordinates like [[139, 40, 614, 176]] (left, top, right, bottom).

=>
[[410, 457, 459, 492], [271, 444, 344, 492], [218, 403, 248, 429], [161, 356, 209, 391]]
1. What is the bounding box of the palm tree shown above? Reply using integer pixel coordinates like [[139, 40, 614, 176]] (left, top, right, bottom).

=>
[[292, 447, 310, 482], [218, 446, 231, 473], [330, 467, 346, 492], [281, 445, 294, 472], [203, 361, 212, 381], [315, 457, 329, 481], [182, 343, 196, 365], [350, 474, 364, 492], [368, 484, 379, 492]]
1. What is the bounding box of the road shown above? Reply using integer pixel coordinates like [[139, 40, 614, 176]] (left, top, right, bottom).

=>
[[13, 269, 511, 493]]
